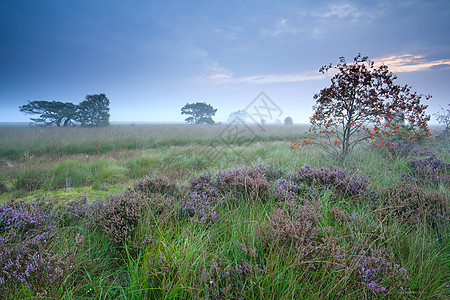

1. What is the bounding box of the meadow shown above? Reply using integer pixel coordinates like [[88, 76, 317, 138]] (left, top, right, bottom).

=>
[[0, 124, 448, 299]]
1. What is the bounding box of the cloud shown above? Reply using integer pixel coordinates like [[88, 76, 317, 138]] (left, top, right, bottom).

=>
[[199, 63, 325, 84], [261, 2, 380, 39], [199, 52, 450, 85], [375, 54, 450, 72], [204, 62, 233, 80], [321, 3, 362, 20], [300, 1, 381, 21], [213, 26, 242, 40], [261, 18, 301, 37]]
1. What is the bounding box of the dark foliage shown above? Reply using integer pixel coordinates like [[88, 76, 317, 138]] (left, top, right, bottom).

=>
[[97, 191, 146, 245], [19, 94, 110, 127], [373, 183, 448, 227], [131, 174, 180, 197], [0, 181, 8, 194], [407, 154, 449, 186], [290, 165, 370, 197], [181, 102, 217, 124], [76, 94, 110, 127], [263, 200, 344, 271], [202, 258, 262, 299], [19, 100, 77, 127], [254, 164, 286, 182], [214, 168, 270, 200]]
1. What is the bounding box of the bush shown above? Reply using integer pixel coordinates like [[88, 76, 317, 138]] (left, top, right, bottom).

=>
[[355, 247, 408, 294], [202, 258, 262, 299], [188, 172, 221, 198], [179, 172, 221, 224], [407, 154, 449, 186], [214, 168, 270, 200], [272, 177, 308, 201], [181, 191, 219, 224], [0, 200, 76, 297], [387, 138, 417, 157], [97, 191, 146, 245], [0, 200, 57, 244], [131, 175, 179, 197], [254, 164, 286, 182], [263, 200, 344, 271], [290, 165, 370, 197], [373, 183, 448, 227], [180, 168, 271, 224]]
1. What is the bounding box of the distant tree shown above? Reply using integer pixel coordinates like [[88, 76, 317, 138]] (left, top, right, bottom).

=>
[[181, 102, 217, 124], [434, 104, 450, 136], [19, 100, 77, 126], [76, 93, 110, 127], [284, 116, 293, 125], [227, 110, 247, 124]]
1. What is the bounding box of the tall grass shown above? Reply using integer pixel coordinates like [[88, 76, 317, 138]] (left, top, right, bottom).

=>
[[0, 124, 310, 159]]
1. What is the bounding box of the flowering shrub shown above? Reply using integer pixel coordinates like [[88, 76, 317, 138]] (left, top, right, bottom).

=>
[[254, 164, 286, 182], [188, 172, 221, 198], [0, 200, 76, 297], [202, 258, 262, 299], [330, 205, 357, 225], [214, 168, 270, 200], [58, 193, 103, 226], [178, 172, 221, 224], [97, 191, 146, 245], [0, 200, 57, 245], [146, 193, 179, 220], [146, 251, 182, 293], [0, 244, 76, 296], [131, 175, 179, 197], [407, 154, 449, 186], [355, 247, 408, 294], [263, 200, 344, 271], [181, 191, 219, 224], [290, 165, 370, 197], [374, 183, 448, 227], [272, 178, 306, 200], [180, 168, 271, 224], [386, 138, 418, 158]]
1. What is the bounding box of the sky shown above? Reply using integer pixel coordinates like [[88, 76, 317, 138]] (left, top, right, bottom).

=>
[[1, 0, 449, 124]]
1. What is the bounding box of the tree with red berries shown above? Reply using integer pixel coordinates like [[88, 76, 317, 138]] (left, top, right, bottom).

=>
[[291, 54, 431, 159]]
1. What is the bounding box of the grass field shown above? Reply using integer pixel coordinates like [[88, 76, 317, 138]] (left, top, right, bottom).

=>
[[0, 124, 448, 299]]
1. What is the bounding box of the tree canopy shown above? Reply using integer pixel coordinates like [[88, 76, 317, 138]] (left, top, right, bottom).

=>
[[19, 101, 77, 127], [284, 116, 293, 125], [291, 54, 431, 159], [19, 94, 110, 127], [181, 102, 217, 124], [77, 94, 110, 127], [227, 110, 247, 124]]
